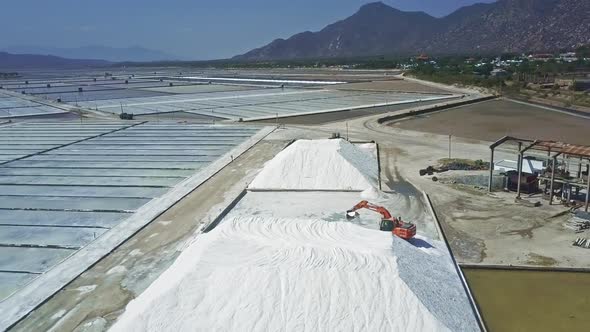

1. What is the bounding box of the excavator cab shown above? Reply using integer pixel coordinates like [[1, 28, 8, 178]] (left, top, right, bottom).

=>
[[379, 219, 394, 232]]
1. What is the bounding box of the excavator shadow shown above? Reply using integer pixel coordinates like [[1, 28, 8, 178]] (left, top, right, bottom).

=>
[[405, 237, 435, 249]]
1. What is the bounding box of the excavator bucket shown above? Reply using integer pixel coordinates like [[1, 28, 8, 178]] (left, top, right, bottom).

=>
[[346, 210, 358, 220]]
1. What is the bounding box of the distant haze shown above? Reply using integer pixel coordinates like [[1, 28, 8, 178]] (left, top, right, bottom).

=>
[[1, 0, 494, 61], [1, 45, 179, 63]]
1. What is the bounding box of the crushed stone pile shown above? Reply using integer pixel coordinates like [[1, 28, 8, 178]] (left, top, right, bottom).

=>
[[249, 139, 378, 190], [393, 236, 479, 331]]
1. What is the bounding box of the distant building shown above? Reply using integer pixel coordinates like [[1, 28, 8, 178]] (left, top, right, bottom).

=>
[[528, 54, 554, 62], [415, 54, 429, 61], [559, 52, 578, 63], [490, 68, 509, 78], [495, 158, 545, 175], [554, 78, 575, 89], [554, 78, 590, 91], [495, 158, 544, 193], [573, 79, 590, 91], [498, 59, 523, 67]]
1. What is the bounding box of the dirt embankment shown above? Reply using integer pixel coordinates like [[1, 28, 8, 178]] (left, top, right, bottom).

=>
[[391, 99, 590, 145]]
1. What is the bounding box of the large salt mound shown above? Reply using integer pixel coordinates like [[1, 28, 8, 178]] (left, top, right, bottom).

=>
[[110, 217, 460, 332], [249, 139, 378, 190]]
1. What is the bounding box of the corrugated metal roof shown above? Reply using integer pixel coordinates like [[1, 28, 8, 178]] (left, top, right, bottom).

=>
[[534, 141, 590, 158], [491, 136, 590, 159]]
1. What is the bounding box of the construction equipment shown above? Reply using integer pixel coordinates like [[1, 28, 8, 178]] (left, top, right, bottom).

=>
[[119, 112, 134, 120], [346, 200, 416, 240]]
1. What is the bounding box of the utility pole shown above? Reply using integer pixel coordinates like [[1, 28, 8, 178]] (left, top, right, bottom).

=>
[[346, 122, 349, 141], [448, 134, 452, 159]]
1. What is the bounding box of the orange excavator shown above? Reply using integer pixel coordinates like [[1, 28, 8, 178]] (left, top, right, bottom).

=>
[[346, 200, 416, 240]]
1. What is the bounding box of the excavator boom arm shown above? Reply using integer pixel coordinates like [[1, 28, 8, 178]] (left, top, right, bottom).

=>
[[347, 200, 393, 219]]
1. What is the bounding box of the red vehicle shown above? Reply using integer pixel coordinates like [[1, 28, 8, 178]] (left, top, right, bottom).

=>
[[346, 200, 417, 240]]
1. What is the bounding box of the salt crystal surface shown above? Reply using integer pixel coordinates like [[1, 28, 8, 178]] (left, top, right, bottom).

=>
[[249, 139, 378, 190], [110, 217, 465, 332]]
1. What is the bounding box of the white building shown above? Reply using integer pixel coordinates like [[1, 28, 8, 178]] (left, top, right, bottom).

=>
[[494, 158, 545, 174], [559, 52, 578, 63]]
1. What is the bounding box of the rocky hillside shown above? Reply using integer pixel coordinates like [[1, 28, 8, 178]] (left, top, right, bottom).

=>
[[235, 0, 590, 60], [428, 0, 590, 53]]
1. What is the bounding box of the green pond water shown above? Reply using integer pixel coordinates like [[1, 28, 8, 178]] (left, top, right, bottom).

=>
[[463, 268, 590, 332]]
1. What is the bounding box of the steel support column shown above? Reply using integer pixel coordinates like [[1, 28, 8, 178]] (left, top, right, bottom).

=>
[[550, 157, 557, 205], [488, 148, 495, 192], [545, 148, 551, 196], [516, 142, 523, 199], [586, 163, 590, 212]]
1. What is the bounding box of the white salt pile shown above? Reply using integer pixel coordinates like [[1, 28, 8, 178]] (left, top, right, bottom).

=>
[[111, 216, 478, 331], [360, 186, 382, 200], [249, 139, 378, 190], [356, 142, 378, 158]]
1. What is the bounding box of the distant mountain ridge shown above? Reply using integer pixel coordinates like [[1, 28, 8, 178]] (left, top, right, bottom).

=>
[[236, 0, 590, 60], [0, 52, 109, 69], [1, 45, 178, 62]]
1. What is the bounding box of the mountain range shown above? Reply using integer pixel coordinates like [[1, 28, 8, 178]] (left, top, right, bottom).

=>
[[235, 0, 590, 60], [0, 45, 178, 63], [0, 52, 109, 69]]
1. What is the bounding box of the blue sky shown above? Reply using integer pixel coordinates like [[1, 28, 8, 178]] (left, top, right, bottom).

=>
[[1, 0, 495, 60]]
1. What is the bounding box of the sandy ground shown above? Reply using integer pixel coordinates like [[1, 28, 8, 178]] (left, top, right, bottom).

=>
[[414, 174, 587, 267], [332, 80, 453, 94], [520, 94, 590, 115], [10, 141, 287, 332], [212, 68, 402, 83], [253, 100, 446, 125], [392, 98, 590, 145]]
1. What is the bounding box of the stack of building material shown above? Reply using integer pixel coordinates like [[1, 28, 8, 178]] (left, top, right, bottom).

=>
[[565, 216, 590, 233], [573, 238, 590, 249]]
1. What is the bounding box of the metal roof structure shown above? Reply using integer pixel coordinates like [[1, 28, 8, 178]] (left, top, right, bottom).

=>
[[489, 135, 590, 212], [491, 136, 590, 159], [534, 141, 590, 158]]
